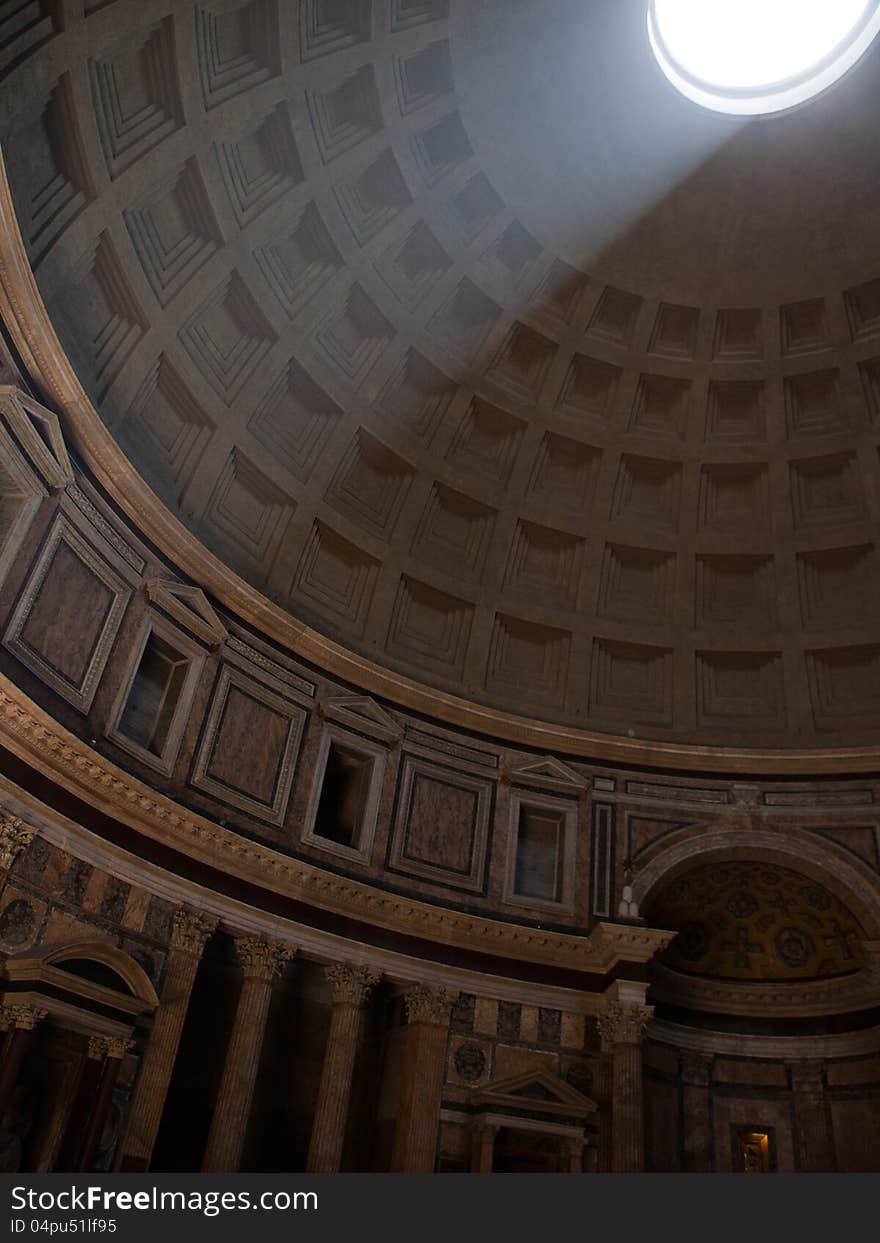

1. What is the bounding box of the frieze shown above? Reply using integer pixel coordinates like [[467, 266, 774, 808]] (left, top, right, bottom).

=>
[[64, 484, 145, 575]]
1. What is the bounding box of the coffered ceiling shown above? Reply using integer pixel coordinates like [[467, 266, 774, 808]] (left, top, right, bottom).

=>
[[4, 0, 880, 746]]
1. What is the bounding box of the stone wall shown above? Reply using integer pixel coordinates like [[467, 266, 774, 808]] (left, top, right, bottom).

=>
[[645, 1039, 880, 1173]]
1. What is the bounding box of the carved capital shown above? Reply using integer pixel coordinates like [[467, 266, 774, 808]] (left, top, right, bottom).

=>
[[0, 814, 36, 871], [88, 1034, 134, 1061], [234, 936, 295, 982], [597, 1001, 653, 1050], [403, 984, 457, 1027], [171, 907, 219, 957], [326, 962, 381, 1008], [1, 1003, 47, 1031]]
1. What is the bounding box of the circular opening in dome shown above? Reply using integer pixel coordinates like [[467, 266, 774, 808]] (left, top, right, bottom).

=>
[[648, 0, 880, 115]]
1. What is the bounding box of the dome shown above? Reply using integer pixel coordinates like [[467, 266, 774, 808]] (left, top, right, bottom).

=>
[[1, 0, 880, 1182], [4, 0, 880, 752]]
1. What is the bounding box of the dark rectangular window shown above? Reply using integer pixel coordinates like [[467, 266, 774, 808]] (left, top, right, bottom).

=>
[[118, 632, 189, 756], [514, 806, 563, 902], [313, 742, 372, 848]]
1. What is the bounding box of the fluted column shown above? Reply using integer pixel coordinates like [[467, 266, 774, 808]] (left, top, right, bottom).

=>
[[307, 963, 380, 1173], [0, 815, 35, 892], [120, 907, 218, 1171], [390, 985, 456, 1173], [0, 1003, 47, 1120], [789, 1060, 833, 1172], [681, 1051, 713, 1173], [598, 996, 653, 1173], [75, 1037, 133, 1172], [593, 1050, 613, 1173], [201, 936, 294, 1173]]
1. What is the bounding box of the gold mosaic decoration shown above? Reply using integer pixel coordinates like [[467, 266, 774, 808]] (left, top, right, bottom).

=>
[[648, 862, 865, 981]]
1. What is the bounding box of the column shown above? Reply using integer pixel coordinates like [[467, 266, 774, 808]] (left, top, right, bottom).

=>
[[0, 815, 35, 892], [0, 1003, 47, 1120], [120, 907, 218, 1171], [681, 1051, 713, 1173], [789, 1060, 833, 1172], [74, 1037, 133, 1172], [593, 1050, 613, 1173], [201, 936, 294, 1173], [306, 963, 380, 1173], [598, 995, 653, 1173], [470, 1122, 497, 1173], [390, 985, 456, 1173]]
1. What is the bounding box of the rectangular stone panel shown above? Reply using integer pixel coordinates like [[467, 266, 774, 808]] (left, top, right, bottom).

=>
[[191, 664, 306, 824], [4, 510, 134, 711], [388, 754, 493, 892]]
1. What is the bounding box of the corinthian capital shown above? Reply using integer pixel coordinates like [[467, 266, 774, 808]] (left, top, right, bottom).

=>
[[2, 1003, 48, 1031], [403, 984, 457, 1027], [234, 935, 296, 982], [171, 907, 219, 957], [597, 1001, 653, 1050], [326, 962, 381, 1008], [88, 1034, 134, 1061], [0, 815, 36, 871]]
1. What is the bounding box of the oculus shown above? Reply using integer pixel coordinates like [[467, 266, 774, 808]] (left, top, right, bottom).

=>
[[648, 0, 880, 115]]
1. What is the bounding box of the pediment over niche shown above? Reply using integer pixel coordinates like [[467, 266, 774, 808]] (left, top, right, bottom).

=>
[[0, 387, 73, 490], [509, 756, 586, 792], [145, 578, 228, 648], [471, 1069, 596, 1120], [322, 695, 402, 742]]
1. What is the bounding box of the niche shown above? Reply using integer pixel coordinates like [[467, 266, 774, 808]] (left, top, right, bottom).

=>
[[514, 806, 564, 903], [118, 632, 189, 754], [506, 792, 577, 914], [108, 617, 205, 775], [314, 742, 371, 848], [303, 727, 386, 862]]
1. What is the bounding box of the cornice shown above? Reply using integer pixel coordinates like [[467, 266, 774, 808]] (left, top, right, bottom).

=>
[[0, 157, 878, 776], [0, 771, 604, 1010], [651, 962, 878, 1019], [649, 1018, 880, 1060], [0, 673, 669, 975]]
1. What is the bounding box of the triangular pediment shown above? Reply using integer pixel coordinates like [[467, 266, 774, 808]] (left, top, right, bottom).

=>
[[145, 578, 227, 648], [510, 756, 585, 791], [0, 388, 73, 489], [323, 695, 401, 741], [472, 1069, 596, 1118]]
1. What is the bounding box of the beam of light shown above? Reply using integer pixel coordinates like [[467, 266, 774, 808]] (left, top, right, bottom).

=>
[[649, 0, 880, 115]]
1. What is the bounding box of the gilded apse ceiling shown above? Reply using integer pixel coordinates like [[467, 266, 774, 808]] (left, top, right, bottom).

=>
[[646, 861, 865, 982], [4, 0, 880, 746]]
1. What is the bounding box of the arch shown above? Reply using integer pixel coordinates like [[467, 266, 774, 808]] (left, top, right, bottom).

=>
[[41, 941, 159, 1007], [633, 826, 880, 939]]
